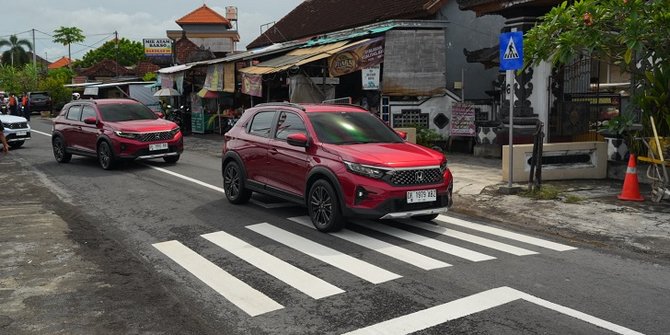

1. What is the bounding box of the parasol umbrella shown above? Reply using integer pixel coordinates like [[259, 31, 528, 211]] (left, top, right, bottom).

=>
[[197, 88, 220, 99], [153, 88, 180, 97]]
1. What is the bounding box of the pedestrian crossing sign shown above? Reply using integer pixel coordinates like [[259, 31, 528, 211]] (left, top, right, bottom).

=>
[[499, 32, 524, 71]]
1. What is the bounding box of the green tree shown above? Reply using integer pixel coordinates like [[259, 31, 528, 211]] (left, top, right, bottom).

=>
[[0, 64, 40, 93], [0, 35, 33, 67], [76, 38, 146, 68], [525, 0, 670, 136], [53, 26, 85, 64]]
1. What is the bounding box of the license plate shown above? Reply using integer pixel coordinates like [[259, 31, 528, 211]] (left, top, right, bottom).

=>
[[17, 131, 27, 136], [149, 143, 168, 151], [407, 189, 437, 203]]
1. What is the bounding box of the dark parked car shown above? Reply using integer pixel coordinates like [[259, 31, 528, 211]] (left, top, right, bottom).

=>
[[28, 91, 52, 113], [51, 98, 183, 170], [222, 102, 453, 232]]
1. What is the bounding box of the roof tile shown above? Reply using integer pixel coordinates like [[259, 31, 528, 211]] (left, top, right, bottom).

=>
[[176, 4, 232, 28]]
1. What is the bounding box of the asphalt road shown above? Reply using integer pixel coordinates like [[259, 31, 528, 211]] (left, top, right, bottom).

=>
[[2, 117, 669, 335]]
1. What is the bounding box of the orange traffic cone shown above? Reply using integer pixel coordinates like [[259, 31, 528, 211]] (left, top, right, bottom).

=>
[[618, 154, 644, 201]]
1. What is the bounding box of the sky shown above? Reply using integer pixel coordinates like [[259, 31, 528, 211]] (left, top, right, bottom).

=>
[[0, 0, 303, 62]]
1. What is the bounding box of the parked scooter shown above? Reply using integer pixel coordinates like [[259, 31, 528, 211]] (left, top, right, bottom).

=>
[[165, 105, 191, 135]]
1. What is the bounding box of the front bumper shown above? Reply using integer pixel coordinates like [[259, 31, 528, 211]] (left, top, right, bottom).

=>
[[4, 130, 31, 142], [112, 133, 184, 160]]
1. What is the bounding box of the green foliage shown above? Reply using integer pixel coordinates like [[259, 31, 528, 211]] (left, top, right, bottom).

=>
[[53, 26, 85, 61], [0, 64, 39, 93], [143, 72, 157, 82], [563, 194, 584, 204], [76, 38, 146, 68], [525, 0, 670, 137], [410, 124, 444, 148], [0, 35, 33, 67], [520, 184, 560, 200], [41, 68, 75, 111]]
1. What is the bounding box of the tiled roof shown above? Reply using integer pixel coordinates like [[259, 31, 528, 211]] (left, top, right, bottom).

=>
[[176, 4, 232, 28], [48, 56, 72, 69], [78, 59, 134, 77], [457, 0, 562, 17], [247, 0, 447, 50]]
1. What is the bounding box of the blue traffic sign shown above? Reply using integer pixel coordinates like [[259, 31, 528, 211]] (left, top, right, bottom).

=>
[[499, 32, 524, 71]]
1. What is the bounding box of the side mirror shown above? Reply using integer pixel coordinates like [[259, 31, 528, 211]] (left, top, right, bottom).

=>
[[83, 117, 97, 125], [396, 130, 408, 140], [286, 132, 309, 147]]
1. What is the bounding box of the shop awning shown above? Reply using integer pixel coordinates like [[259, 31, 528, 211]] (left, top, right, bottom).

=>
[[157, 64, 193, 74], [239, 40, 370, 75]]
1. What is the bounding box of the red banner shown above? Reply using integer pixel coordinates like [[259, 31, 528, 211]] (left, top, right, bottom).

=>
[[241, 73, 263, 97]]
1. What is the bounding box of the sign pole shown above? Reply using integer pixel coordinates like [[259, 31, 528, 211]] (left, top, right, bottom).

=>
[[507, 70, 515, 188]]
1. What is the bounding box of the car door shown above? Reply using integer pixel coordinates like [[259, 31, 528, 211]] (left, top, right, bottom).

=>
[[78, 104, 99, 154], [61, 104, 83, 151], [266, 111, 310, 196], [236, 110, 276, 185]]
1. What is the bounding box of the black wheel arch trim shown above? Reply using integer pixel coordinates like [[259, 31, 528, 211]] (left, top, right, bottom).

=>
[[306, 166, 346, 215]]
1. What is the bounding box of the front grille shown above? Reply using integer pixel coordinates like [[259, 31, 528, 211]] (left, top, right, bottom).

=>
[[4, 122, 28, 129], [388, 168, 443, 186], [137, 131, 173, 142]]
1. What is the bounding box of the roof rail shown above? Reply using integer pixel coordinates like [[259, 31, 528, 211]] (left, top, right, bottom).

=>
[[321, 102, 368, 111], [254, 102, 306, 111]]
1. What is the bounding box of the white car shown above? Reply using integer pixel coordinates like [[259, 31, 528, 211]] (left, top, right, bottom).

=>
[[0, 114, 31, 149]]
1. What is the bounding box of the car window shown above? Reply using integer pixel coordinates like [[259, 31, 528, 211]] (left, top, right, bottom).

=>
[[66, 105, 82, 121], [308, 111, 403, 145], [275, 111, 306, 140], [98, 103, 157, 122], [30, 93, 49, 100], [248, 111, 276, 138], [81, 105, 97, 121]]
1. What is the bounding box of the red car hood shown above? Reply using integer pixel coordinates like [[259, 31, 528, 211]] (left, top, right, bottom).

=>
[[107, 119, 178, 132], [323, 142, 444, 168]]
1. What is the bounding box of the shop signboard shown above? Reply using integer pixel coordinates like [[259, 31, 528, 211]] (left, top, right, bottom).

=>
[[450, 103, 476, 136], [190, 94, 205, 134], [143, 38, 172, 59], [241, 73, 263, 97], [328, 37, 384, 77], [362, 65, 380, 90]]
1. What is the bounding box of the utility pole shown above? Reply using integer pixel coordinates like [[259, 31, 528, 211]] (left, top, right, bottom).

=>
[[32, 29, 36, 69], [115, 31, 119, 78]]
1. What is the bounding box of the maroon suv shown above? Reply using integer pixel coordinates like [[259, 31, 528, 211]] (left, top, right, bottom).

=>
[[222, 102, 453, 232], [52, 98, 183, 170]]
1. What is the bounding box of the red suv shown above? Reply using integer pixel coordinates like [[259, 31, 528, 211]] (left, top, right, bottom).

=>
[[222, 102, 453, 232], [52, 98, 183, 170]]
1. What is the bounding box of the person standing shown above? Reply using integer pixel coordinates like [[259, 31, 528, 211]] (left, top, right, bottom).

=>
[[8, 94, 17, 115], [0, 120, 9, 154], [21, 93, 30, 121]]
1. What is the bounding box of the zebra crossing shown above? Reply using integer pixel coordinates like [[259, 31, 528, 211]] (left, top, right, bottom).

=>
[[152, 214, 576, 318]]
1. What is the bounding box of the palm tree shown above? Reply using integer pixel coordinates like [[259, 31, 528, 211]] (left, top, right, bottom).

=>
[[53, 26, 85, 65], [0, 35, 33, 67]]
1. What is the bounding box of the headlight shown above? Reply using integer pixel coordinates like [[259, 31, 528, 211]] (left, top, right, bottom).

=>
[[344, 161, 388, 179], [170, 127, 180, 137], [440, 160, 448, 173], [114, 130, 140, 139]]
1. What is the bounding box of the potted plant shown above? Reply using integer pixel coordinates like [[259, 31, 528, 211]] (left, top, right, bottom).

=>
[[598, 112, 642, 161]]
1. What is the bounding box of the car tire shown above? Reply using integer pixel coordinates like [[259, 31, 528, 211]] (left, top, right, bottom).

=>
[[97, 141, 117, 170], [52, 137, 71, 163], [9, 140, 24, 149], [308, 179, 345, 232], [223, 161, 252, 204], [163, 155, 180, 163], [413, 214, 439, 222]]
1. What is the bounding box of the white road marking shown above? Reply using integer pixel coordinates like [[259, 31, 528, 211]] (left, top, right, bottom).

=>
[[142, 163, 226, 194], [250, 198, 297, 209], [404, 219, 538, 256], [343, 286, 644, 335], [289, 216, 450, 270], [152, 240, 283, 317], [31, 129, 52, 137], [353, 220, 495, 262], [437, 214, 577, 251], [247, 223, 401, 284], [202, 231, 344, 299]]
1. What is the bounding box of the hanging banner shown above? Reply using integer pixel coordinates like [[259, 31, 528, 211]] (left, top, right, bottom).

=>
[[204, 64, 224, 91], [450, 103, 476, 137], [361, 65, 380, 90], [241, 73, 263, 97], [224, 62, 235, 93], [328, 37, 384, 77], [160, 74, 174, 90]]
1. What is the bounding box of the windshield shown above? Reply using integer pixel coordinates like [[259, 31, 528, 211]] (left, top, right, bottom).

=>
[[308, 112, 403, 145], [99, 103, 157, 122]]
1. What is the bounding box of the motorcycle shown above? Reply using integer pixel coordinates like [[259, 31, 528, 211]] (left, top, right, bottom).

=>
[[165, 105, 192, 135], [0, 103, 7, 115]]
